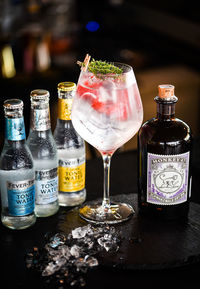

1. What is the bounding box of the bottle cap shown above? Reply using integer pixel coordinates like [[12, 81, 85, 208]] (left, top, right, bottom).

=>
[[3, 99, 23, 110], [158, 84, 175, 99], [30, 89, 50, 100], [57, 82, 76, 92]]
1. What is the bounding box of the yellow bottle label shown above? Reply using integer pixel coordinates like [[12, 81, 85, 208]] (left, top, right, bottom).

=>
[[58, 156, 85, 192], [58, 98, 73, 120]]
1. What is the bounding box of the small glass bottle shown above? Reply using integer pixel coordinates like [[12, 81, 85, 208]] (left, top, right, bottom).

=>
[[27, 89, 59, 217], [0, 99, 36, 229], [138, 84, 192, 220], [53, 82, 86, 206]]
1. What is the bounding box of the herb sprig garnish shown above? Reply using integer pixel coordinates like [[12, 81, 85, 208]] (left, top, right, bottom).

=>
[[88, 59, 122, 75], [77, 55, 123, 77]]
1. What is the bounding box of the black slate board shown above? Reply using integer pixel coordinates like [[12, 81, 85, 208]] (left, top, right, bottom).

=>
[[58, 193, 200, 270]]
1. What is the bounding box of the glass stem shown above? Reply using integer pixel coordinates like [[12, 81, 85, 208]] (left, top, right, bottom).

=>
[[102, 153, 112, 210]]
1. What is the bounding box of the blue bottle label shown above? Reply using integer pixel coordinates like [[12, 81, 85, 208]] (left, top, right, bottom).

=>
[[35, 168, 58, 205], [5, 118, 26, 141], [7, 179, 35, 216]]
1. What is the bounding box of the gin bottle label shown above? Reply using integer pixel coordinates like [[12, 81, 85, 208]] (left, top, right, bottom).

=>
[[7, 179, 35, 216], [58, 156, 85, 192], [147, 152, 190, 205], [35, 168, 58, 205], [5, 118, 26, 140]]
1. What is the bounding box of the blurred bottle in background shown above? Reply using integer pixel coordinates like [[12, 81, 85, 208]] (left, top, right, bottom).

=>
[[0, 0, 77, 77]]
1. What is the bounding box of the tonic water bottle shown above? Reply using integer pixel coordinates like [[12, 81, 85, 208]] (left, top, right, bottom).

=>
[[138, 84, 192, 220], [54, 82, 86, 206], [0, 99, 36, 229], [27, 89, 59, 217]]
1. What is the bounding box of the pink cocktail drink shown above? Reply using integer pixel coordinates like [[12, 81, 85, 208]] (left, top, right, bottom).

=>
[[72, 69, 143, 154], [71, 59, 143, 224]]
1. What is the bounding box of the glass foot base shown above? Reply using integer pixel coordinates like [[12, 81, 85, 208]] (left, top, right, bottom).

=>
[[79, 201, 134, 224]]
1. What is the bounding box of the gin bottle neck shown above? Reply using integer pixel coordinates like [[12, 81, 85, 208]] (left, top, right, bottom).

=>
[[155, 96, 177, 120]]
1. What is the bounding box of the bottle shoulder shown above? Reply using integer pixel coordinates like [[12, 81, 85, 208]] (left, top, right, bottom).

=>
[[141, 116, 191, 128], [27, 129, 56, 143], [138, 117, 192, 155], [0, 142, 34, 170], [139, 117, 192, 142], [27, 130, 57, 159], [54, 119, 84, 149]]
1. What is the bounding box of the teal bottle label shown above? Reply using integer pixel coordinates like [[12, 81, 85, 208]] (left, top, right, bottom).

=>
[[7, 179, 35, 216], [5, 118, 26, 140]]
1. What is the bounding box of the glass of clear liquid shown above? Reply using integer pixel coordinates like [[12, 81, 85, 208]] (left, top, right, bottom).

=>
[[71, 62, 143, 224]]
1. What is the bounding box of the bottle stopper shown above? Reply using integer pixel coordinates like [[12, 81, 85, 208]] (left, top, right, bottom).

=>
[[158, 84, 175, 99]]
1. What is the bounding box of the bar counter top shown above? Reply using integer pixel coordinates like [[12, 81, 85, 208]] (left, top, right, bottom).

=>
[[1, 145, 200, 289]]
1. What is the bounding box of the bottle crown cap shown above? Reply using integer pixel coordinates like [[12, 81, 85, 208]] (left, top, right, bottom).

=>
[[30, 89, 50, 100], [57, 82, 76, 92], [158, 84, 175, 99], [3, 99, 23, 109]]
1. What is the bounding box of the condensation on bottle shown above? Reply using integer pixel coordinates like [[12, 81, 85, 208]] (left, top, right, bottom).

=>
[[0, 99, 36, 229], [53, 82, 86, 206], [27, 89, 59, 217]]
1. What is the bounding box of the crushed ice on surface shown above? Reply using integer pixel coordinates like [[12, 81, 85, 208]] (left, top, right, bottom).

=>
[[26, 224, 121, 288]]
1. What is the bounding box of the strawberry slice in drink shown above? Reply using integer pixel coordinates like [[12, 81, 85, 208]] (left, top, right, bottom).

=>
[[76, 79, 102, 101], [91, 94, 130, 121], [77, 79, 131, 121], [91, 98, 104, 111]]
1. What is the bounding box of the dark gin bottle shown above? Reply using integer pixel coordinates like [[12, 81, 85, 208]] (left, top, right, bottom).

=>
[[138, 85, 192, 220]]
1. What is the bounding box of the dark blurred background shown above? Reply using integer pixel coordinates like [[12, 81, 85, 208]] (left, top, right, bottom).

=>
[[0, 0, 200, 157]]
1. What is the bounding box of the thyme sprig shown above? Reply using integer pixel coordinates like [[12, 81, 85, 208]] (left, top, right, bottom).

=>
[[88, 59, 123, 75], [77, 55, 123, 77]]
